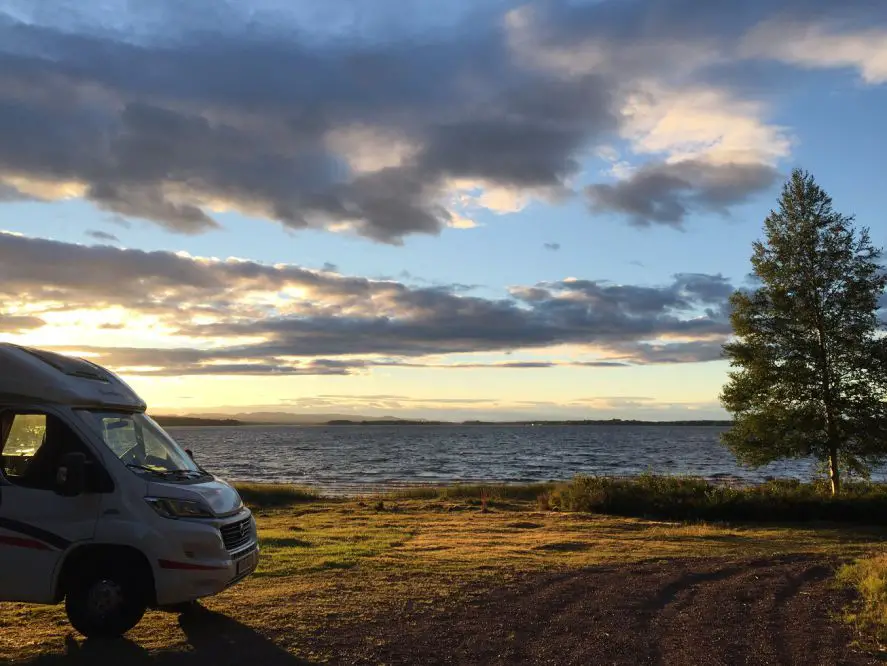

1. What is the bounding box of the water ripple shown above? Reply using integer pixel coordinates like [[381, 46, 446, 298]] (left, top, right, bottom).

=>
[[167, 424, 882, 495]]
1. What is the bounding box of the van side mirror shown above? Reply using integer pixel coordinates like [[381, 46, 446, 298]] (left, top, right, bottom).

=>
[[56, 452, 86, 497]]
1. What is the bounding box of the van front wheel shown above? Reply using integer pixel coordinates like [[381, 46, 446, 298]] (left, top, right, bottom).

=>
[[65, 564, 147, 638]]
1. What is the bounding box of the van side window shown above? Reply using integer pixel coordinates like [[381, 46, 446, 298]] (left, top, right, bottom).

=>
[[1, 414, 46, 477], [0, 412, 92, 490]]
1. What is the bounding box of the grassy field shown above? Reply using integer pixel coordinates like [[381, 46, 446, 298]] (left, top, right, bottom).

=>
[[1, 483, 885, 663], [839, 553, 887, 650]]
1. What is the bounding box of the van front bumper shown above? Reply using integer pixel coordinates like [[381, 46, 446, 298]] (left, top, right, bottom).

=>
[[154, 542, 259, 606]]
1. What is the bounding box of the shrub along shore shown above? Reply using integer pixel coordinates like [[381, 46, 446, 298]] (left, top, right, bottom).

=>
[[235, 474, 887, 525]]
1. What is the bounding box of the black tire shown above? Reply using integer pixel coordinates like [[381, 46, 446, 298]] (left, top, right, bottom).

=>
[[64, 562, 148, 638]]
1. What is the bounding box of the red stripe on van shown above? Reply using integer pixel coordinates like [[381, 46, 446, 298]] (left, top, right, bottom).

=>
[[158, 559, 228, 571], [0, 535, 51, 550]]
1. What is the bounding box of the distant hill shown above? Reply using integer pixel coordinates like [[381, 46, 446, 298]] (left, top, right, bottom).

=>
[[163, 412, 731, 427], [176, 411, 405, 425], [326, 419, 447, 426], [152, 415, 245, 427]]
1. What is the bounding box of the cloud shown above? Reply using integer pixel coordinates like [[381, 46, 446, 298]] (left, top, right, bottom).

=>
[[0, 232, 735, 374], [543, 242, 561, 251], [507, 1, 884, 224], [0, 182, 32, 201], [586, 159, 780, 227], [88, 180, 220, 235], [191, 272, 731, 360], [85, 230, 120, 243], [605, 340, 727, 365], [2, 1, 880, 240], [33, 347, 649, 375], [617, 85, 791, 166], [375, 360, 629, 370], [506, 0, 883, 74], [0, 313, 45, 333], [742, 21, 887, 84], [0, 10, 615, 243]]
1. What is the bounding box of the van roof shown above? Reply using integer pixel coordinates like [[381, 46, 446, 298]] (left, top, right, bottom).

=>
[[0, 343, 146, 411]]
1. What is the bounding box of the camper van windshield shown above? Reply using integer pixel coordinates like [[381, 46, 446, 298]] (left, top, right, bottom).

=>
[[78, 411, 201, 476]]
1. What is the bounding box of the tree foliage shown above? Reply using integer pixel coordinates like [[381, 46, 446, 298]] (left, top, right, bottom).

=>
[[720, 169, 887, 494]]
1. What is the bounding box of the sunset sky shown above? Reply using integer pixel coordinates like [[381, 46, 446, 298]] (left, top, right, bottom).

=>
[[1, 0, 886, 420]]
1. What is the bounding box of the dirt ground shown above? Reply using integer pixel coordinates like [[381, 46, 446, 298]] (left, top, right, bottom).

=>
[[12, 554, 878, 666], [314, 554, 876, 666]]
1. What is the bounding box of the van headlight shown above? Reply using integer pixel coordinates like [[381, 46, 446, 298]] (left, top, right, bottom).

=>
[[146, 497, 214, 519]]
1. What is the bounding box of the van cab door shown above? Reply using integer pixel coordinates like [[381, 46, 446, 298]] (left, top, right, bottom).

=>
[[0, 410, 103, 603]]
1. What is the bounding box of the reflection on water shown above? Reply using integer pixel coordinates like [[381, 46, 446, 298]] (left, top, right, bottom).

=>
[[167, 424, 879, 495]]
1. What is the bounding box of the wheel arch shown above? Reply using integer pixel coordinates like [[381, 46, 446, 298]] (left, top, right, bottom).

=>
[[54, 543, 156, 606]]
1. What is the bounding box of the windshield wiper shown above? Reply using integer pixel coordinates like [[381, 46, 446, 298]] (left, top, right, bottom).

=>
[[125, 463, 175, 476], [126, 463, 208, 479], [168, 469, 202, 478]]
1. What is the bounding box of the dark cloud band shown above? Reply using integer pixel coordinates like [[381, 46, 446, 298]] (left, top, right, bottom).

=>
[[0, 232, 732, 374]]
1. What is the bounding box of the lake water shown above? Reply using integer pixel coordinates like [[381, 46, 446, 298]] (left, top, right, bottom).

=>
[[166, 424, 853, 495]]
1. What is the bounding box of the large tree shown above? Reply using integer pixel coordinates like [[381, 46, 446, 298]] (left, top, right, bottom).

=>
[[721, 169, 887, 494]]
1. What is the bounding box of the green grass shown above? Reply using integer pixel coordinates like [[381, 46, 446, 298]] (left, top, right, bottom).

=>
[[234, 482, 321, 508], [838, 553, 887, 648], [256, 508, 411, 576]]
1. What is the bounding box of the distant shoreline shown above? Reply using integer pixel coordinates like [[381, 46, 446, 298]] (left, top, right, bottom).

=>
[[323, 419, 732, 426], [155, 415, 732, 428]]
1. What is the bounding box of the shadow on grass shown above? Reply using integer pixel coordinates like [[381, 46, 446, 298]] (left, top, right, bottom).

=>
[[506, 521, 544, 529], [534, 541, 592, 552], [20, 607, 314, 665]]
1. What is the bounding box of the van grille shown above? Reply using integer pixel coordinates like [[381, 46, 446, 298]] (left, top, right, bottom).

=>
[[220, 517, 252, 552]]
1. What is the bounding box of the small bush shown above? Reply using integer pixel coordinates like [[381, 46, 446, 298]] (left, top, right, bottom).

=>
[[235, 482, 321, 508], [540, 474, 887, 524], [838, 554, 887, 647]]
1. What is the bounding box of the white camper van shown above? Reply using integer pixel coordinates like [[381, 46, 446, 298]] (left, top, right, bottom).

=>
[[0, 344, 258, 637]]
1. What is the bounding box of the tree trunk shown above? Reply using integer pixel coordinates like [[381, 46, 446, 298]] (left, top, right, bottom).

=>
[[828, 445, 840, 496]]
